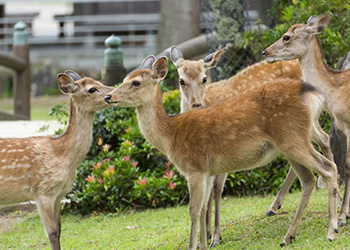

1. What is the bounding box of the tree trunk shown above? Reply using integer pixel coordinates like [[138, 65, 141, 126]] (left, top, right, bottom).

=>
[[157, 0, 201, 53]]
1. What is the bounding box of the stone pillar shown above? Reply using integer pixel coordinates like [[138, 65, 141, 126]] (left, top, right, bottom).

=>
[[103, 34, 126, 86], [13, 21, 31, 120]]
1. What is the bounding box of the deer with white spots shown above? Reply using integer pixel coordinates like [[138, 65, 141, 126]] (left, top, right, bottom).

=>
[[170, 46, 333, 247], [263, 12, 350, 227], [104, 56, 339, 249], [0, 71, 113, 250]]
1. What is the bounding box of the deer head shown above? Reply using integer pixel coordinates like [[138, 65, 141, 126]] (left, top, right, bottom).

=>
[[104, 56, 168, 107], [57, 70, 114, 112], [263, 13, 332, 63], [170, 46, 226, 112]]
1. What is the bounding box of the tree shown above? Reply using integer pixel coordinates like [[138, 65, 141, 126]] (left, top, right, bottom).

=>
[[157, 0, 201, 53]]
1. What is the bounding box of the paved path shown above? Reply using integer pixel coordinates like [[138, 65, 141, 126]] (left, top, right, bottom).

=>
[[0, 120, 62, 138]]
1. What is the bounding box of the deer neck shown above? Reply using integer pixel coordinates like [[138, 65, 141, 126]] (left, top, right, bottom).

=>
[[52, 99, 95, 168], [299, 37, 334, 92], [135, 85, 171, 154]]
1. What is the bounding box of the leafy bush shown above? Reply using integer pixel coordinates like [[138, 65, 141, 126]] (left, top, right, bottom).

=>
[[238, 0, 350, 67]]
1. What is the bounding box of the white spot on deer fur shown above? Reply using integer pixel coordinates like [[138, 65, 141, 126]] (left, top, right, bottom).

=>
[[285, 66, 290, 71], [7, 145, 12, 147], [0, 175, 3, 180], [1, 149, 6, 153], [1, 159, 6, 163]]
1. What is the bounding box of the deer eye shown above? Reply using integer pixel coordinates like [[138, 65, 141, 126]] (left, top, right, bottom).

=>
[[203, 77, 207, 84], [132, 81, 141, 87], [88, 88, 97, 93], [179, 78, 185, 86], [283, 35, 291, 42]]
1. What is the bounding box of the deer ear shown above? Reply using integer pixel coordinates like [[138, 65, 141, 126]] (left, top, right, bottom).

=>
[[57, 73, 79, 95], [202, 47, 227, 69], [170, 46, 184, 67], [152, 57, 168, 80], [306, 13, 332, 34], [141, 55, 156, 70], [64, 70, 81, 81]]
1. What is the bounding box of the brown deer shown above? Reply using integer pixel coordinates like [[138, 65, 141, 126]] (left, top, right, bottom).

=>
[[170, 46, 333, 246], [104, 56, 339, 249], [0, 71, 114, 250], [263, 12, 350, 226]]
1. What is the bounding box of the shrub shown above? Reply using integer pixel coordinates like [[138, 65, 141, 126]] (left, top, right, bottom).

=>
[[238, 0, 350, 67]]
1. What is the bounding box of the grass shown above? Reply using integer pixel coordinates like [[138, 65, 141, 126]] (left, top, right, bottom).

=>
[[1, 188, 350, 250], [0, 95, 69, 120]]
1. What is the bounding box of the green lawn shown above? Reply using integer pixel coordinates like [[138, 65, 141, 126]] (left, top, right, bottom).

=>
[[1, 188, 350, 250], [0, 95, 69, 120]]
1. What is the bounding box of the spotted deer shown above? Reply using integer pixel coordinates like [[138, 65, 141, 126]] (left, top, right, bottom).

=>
[[104, 56, 339, 249], [170, 46, 333, 246], [263, 12, 350, 226], [0, 71, 113, 250]]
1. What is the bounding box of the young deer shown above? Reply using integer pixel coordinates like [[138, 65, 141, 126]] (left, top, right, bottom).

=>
[[170, 46, 333, 246], [0, 71, 113, 250], [104, 56, 339, 249], [263, 12, 350, 226]]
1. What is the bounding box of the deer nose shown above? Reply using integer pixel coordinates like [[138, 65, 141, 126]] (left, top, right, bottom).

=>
[[104, 95, 111, 103], [192, 103, 203, 108]]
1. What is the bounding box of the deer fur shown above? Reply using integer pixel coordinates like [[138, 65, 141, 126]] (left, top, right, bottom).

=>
[[263, 12, 350, 226], [0, 71, 113, 250], [170, 46, 333, 246], [104, 56, 339, 249]]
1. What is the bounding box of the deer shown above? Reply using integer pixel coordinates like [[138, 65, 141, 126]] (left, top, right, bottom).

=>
[[263, 12, 350, 227], [170, 46, 333, 247], [104, 55, 339, 250], [0, 70, 114, 250]]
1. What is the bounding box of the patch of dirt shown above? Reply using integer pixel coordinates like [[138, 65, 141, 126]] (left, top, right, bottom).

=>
[[0, 204, 37, 234]]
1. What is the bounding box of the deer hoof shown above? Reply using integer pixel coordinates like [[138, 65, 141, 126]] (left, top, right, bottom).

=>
[[265, 210, 276, 216], [335, 228, 338, 233], [209, 242, 219, 248], [327, 238, 332, 242], [280, 242, 286, 247], [289, 235, 296, 243]]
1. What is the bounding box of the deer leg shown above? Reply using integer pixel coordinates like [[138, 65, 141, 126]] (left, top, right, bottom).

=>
[[312, 120, 334, 161], [339, 138, 350, 226], [36, 196, 61, 250], [265, 168, 297, 216], [206, 188, 213, 242], [54, 198, 62, 240], [199, 175, 215, 250], [281, 159, 316, 246], [209, 173, 227, 248], [312, 121, 335, 190], [188, 171, 210, 250], [283, 146, 338, 244]]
